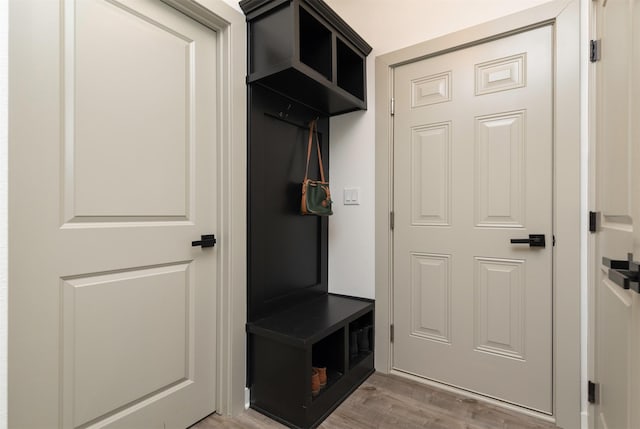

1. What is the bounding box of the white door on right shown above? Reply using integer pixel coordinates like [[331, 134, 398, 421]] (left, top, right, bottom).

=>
[[592, 0, 640, 428], [393, 26, 553, 413]]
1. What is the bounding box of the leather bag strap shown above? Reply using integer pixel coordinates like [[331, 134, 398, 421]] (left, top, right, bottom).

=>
[[304, 119, 326, 183], [314, 121, 326, 183], [304, 119, 314, 181]]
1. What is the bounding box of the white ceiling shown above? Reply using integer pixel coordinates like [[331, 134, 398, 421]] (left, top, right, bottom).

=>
[[323, 0, 555, 54]]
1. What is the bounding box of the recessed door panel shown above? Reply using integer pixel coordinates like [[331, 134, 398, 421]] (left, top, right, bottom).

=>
[[410, 253, 451, 344], [63, 263, 191, 426], [411, 123, 451, 226], [475, 111, 525, 228], [474, 258, 525, 360], [70, 0, 193, 221], [475, 53, 526, 95], [411, 71, 452, 107]]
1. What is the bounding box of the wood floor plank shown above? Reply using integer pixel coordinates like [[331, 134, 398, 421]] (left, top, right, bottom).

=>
[[192, 373, 561, 429]]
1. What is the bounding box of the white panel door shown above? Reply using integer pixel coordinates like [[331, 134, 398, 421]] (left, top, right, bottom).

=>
[[593, 0, 640, 428], [9, 0, 218, 427], [393, 26, 553, 413]]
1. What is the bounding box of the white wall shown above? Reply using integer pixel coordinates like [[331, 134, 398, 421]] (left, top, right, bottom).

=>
[[324, 0, 555, 299], [219, 0, 242, 13]]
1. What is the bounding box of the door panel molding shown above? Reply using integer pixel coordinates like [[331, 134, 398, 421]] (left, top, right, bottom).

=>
[[474, 110, 526, 228], [62, 263, 193, 427], [474, 257, 526, 361], [410, 122, 452, 226], [409, 252, 452, 344], [375, 0, 580, 427], [474, 53, 526, 96]]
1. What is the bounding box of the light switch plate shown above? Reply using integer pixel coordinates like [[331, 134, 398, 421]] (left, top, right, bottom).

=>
[[343, 187, 360, 205]]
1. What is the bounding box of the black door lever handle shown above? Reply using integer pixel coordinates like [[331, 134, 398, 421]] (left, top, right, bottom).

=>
[[192, 234, 216, 248], [510, 234, 545, 248]]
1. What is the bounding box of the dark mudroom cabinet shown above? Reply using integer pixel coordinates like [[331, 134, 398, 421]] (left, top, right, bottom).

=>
[[242, 0, 369, 115], [240, 0, 373, 428], [248, 295, 374, 429]]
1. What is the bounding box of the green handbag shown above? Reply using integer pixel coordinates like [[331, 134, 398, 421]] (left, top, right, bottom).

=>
[[301, 120, 333, 216]]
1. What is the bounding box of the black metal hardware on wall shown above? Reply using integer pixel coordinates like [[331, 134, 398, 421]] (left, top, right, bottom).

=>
[[263, 111, 317, 130], [510, 234, 546, 248], [588, 380, 598, 404], [603, 254, 640, 293], [589, 211, 599, 233], [192, 234, 217, 248], [590, 39, 601, 63]]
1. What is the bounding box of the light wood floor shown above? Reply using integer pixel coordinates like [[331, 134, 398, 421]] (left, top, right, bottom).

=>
[[191, 372, 561, 429]]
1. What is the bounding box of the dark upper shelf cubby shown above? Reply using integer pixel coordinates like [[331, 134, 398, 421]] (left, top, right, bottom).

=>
[[240, 0, 372, 116], [336, 38, 365, 100], [299, 7, 332, 81]]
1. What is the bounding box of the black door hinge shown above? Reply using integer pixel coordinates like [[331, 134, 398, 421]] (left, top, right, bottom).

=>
[[589, 211, 599, 233], [588, 380, 598, 404], [390, 324, 394, 342], [590, 39, 601, 62], [390, 211, 395, 230]]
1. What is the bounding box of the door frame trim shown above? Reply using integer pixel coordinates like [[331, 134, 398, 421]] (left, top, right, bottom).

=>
[[374, 1, 581, 427], [159, 0, 247, 416]]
